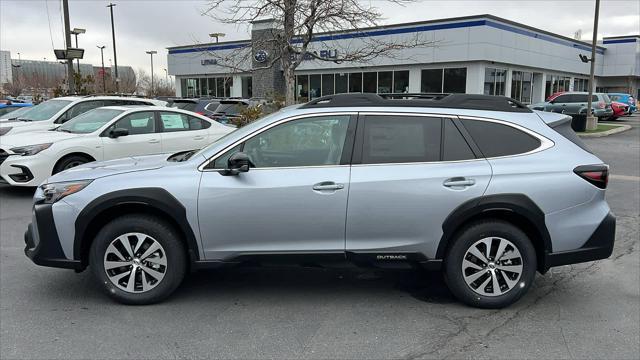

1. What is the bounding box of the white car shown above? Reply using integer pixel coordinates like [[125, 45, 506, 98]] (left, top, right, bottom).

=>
[[0, 96, 166, 136], [0, 106, 234, 186]]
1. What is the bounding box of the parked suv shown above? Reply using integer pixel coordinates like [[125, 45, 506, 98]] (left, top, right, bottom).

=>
[[0, 96, 166, 136], [24, 94, 615, 308], [529, 92, 613, 120]]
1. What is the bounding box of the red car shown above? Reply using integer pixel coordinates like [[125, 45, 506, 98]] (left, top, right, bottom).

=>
[[609, 101, 629, 120]]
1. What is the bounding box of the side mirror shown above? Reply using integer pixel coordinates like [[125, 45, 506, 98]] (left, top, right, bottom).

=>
[[109, 128, 129, 138], [220, 152, 252, 176]]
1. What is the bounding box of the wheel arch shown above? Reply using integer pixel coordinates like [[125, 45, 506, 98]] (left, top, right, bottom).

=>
[[74, 188, 200, 270], [437, 193, 552, 272], [53, 151, 97, 173]]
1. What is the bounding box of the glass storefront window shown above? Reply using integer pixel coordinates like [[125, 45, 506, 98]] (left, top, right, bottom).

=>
[[393, 71, 409, 93], [199, 79, 208, 96], [349, 72, 362, 93], [335, 73, 348, 94], [224, 77, 232, 97], [511, 71, 533, 104], [216, 78, 224, 98], [322, 74, 335, 96], [207, 78, 216, 96], [377, 71, 392, 93], [484, 68, 506, 96], [296, 75, 309, 101], [443, 68, 466, 93], [309, 74, 321, 99], [421, 69, 443, 93], [363, 72, 377, 93], [180, 78, 188, 97]]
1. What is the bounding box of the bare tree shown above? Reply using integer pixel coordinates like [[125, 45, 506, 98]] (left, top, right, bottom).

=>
[[3, 81, 24, 97], [203, 0, 437, 105]]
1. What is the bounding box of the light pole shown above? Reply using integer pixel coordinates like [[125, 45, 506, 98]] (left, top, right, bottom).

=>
[[586, 0, 600, 131], [97, 45, 107, 93], [70, 28, 86, 74], [209, 33, 226, 43], [146, 50, 157, 96], [163, 68, 168, 86], [107, 3, 119, 93]]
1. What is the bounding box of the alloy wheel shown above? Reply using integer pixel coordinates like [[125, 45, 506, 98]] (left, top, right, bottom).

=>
[[461, 237, 523, 297], [103, 232, 167, 293]]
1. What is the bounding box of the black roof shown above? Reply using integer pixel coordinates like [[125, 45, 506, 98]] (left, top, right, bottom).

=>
[[300, 93, 532, 113]]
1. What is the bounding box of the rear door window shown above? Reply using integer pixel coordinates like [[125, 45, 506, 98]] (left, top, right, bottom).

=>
[[460, 119, 541, 158], [362, 115, 441, 164], [552, 94, 571, 103], [159, 112, 211, 131]]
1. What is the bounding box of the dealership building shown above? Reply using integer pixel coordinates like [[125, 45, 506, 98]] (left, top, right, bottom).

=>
[[167, 14, 639, 103]]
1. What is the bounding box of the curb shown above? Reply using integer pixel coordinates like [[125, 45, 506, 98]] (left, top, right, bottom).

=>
[[577, 124, 632, 138]]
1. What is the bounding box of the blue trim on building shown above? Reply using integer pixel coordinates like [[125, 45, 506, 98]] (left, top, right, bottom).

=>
[[168, 18, 606, 55], [169, 42, 250, 54], [603, 38, 637, 44]]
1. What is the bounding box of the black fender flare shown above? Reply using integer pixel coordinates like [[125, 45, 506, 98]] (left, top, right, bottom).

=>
[[73, 188, 200, 266], [435, 193, 552, 259]]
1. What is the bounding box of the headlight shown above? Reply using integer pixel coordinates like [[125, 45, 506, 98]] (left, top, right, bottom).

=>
[[41, 180, 92, 204], [10, 143, 52, 156], [0, 127, 12, 136]]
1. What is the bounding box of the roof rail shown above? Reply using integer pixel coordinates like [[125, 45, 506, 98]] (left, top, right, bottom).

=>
[[300, 93, 531, 113]]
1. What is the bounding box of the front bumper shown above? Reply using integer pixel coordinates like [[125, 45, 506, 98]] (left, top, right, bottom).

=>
[[24, 202, 82, 270], [0, 152, 53, 187], [544, 212, 616, 271]]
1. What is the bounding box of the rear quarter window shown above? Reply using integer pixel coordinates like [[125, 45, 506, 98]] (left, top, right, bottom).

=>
[[460, 119, 541, 158]]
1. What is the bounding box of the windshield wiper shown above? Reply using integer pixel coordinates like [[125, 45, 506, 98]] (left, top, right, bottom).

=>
[[17, 118, 33, 122], [168, 149, 198, 162], [57, 129, 72, 133]]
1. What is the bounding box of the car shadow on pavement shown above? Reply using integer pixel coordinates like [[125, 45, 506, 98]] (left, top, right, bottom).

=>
[[171, 266, 457, 305]]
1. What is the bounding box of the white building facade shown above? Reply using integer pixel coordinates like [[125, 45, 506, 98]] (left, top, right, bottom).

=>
[[167, 15, 640, 103]]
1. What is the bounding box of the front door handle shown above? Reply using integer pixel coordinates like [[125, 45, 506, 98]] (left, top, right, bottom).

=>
[[313, 181, 344, 191], [148, 139, 160, 144], [443, 178, 476, 187], [193, 135, 205, 140]]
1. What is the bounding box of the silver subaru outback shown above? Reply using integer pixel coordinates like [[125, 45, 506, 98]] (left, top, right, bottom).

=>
[[24, 94, 615, 308]]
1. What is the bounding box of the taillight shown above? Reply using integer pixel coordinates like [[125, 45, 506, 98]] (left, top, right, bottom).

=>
[[598, 101, 606, 109], [196, 111, 205, 115], [574, 164, 609, 189]]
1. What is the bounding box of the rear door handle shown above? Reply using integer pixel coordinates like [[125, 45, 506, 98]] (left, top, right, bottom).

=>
[[313, 181, 344, 191], [193, 135, 205, 140], [443, 178, 476, 187], [148, 139, 160, 144]]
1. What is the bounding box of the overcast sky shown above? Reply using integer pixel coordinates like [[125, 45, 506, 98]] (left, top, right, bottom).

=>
[[0, 0, 638, 76]]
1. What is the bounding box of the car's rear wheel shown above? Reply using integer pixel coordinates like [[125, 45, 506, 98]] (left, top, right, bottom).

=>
[[90, 215, 187, 305], [443, 220, 536, 309], [53, 155, 92, 174]]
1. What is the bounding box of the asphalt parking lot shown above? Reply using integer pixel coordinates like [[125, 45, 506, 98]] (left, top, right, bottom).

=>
[[1, 115, 638, 359]]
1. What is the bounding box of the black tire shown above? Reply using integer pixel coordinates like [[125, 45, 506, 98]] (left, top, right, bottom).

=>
[[443, 220, 536, 309], [52, 154, 92, 174], [90, 214, 187, 305]]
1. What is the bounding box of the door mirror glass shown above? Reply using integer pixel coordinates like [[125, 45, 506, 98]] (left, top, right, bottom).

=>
[[109, 128, 129, 138], [221, 152, 252, 175]]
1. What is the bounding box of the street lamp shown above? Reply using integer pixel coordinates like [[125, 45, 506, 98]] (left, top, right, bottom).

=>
[[70, 28, 86, 74], [97, 45, 107, 93], [146, 50, 157, 96], [163, 68, 168, 85], [209, 33, 226, 43], [107, 3, 119, 93]]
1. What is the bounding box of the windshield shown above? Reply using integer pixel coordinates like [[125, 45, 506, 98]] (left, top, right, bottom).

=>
[[57, 108, 124, 133], [0, 106, 31, 120], [19, 99, 72, 121]]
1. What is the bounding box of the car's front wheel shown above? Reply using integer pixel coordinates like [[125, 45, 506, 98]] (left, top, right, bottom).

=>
[[53, 154, 92, 174], [444, 220, 536, 309], [90, 215, 187, 305]]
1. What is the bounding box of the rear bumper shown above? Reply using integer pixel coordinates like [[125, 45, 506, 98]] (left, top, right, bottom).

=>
[[543, 212, 615, 271], [24, 203, 82, 270]]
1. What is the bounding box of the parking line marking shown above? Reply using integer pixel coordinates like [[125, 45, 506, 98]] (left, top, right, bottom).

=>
[[610, 174, 640, 182]]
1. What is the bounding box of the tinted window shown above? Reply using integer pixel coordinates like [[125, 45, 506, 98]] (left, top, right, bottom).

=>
[[171, 102, 198, 112], [215, 102, 247, 115], [443, 119, 475, 161], [110, 111, 156, 135], [443, 68, 467, 93], [421, 69, 443, 93], [552, 94, 571, 103], [63, 100, 105, 122], [570, 94, 597, 102], [362, 115, 441, 164], [242, 115, 350, 168], [461, 119, 541, 157]]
